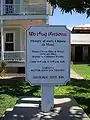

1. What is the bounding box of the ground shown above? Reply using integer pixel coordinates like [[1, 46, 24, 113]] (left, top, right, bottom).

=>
[[0, 64, 90, 118]]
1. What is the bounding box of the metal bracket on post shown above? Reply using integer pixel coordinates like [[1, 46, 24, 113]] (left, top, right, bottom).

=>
[[41, 84, 54, 112]]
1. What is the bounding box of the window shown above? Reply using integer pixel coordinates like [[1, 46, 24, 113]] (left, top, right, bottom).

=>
[[6, 0, 13, 4], [5, 0, 14, 14], [5, 33, 14, 51]]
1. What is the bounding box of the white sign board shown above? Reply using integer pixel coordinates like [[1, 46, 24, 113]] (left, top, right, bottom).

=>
[[26, 25, 70, 85]]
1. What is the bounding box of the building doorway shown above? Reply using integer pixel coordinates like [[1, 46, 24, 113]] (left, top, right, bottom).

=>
[[75, 46, 83, 61], [88, 47, 90, 62]]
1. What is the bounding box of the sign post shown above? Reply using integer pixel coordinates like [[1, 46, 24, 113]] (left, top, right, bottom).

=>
[[41, 84, 54, 112], [26, 25, 70, 112]]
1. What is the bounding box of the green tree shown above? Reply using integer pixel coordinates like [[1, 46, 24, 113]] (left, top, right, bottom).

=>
[[47, 0, 90, 17]]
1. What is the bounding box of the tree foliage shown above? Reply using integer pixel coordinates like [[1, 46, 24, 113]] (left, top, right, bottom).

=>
[[47, 0, 90, 17]]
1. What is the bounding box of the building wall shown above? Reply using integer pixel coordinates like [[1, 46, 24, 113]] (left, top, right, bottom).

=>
[[71, 34, 90, 44], [6, 67, 18, 73], [71, 31, 90, 62], [15, 20, 46, 51], [4, 20, 46, 28], [4, 28, 20, 51], [1, 20, 46, 51]]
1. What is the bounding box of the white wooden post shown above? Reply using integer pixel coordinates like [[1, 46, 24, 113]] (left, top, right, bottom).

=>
[[20, 0, 24, 14], [1, 0, 4, 60], [41, 84, 54, 112]]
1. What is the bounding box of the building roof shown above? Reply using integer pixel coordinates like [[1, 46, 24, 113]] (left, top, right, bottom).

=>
[[73, 24, 90, 30]]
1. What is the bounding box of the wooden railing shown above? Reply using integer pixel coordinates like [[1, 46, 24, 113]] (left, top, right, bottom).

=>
[[1, 51, 25, 61], [1, 3, 47, 15]]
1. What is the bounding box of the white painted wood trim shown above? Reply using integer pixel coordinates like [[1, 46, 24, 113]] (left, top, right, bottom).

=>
[[20, 0, 24, 14], [0, 15, 48, 20], [20, 28, 23, 51], [1, 0, 3, 16], [0, 26, 25, 30]]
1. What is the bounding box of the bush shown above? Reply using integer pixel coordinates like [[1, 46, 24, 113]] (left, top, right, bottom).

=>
[[0, 60, 7, 77]]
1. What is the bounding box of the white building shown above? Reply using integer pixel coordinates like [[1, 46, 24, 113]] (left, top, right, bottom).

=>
[[0, 0, 53, 73], [71, 24, 90, 62]]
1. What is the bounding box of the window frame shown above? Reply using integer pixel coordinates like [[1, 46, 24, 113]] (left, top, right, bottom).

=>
[[4, 0, 15, 14], [4, 32, 15, 51]]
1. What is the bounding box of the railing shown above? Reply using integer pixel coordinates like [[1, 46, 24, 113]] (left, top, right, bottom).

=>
[[3, 4, 20, 15], [2, 51, 25, 61], [1, 3, 47, 15], [24, 4, 47, 15]]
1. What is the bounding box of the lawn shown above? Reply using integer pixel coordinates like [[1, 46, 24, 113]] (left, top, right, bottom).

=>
[[71, 64, 90, 80], [0, 64, 90, 118], [0, 81, 41, 118]]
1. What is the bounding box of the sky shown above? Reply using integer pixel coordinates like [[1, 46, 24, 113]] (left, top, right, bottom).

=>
[[49, 8, 90, 28]]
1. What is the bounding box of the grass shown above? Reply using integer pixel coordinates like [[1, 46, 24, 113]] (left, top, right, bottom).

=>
[[0, 64, 90, 118], [0, 81, 40, 117], [55, 79, 90, 117], [71, 64, 90, 80], [0, 94, 17, 117]]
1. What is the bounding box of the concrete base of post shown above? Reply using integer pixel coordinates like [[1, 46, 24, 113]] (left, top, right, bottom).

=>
[[41, 84, 54, 112]]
